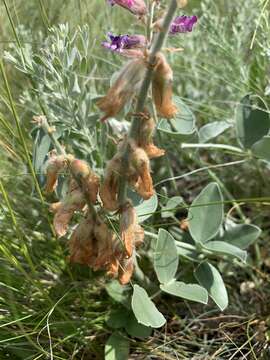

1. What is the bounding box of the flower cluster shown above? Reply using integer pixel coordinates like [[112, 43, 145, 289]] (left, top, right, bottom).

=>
[[100, 113, 164, 211], [44, 147, 145, 284]]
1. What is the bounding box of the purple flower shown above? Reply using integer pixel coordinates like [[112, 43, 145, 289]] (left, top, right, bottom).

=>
[[107, 0, 147, 16], [102, 33, 147, 57], [169, 15, 198, 34]]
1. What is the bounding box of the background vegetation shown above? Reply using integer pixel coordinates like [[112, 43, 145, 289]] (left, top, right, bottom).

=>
[[0, 0, 270, 358]]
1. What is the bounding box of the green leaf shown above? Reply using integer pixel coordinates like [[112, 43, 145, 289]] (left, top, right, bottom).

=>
[[105, 333, 129, 360], [199, 121, 231, 143], [220, 224, 261, 249], [106, 310, 129, 329], [106, 281, 130, 308], [33, 133, 51, 172], [157, 96, 196, 140], [251, 136, 270, 162], [135, 194, 158, 223], [125, 314, 152, 339], [160, 280, 208, 304], [154, 229, 179, 284], [236, 94, 270, 149], [195, 262, 228, 311], [188, 183, 224, 244], [161, 196, 183, 218], [132, 285, 166, 328], [203, 241, 247, 262]]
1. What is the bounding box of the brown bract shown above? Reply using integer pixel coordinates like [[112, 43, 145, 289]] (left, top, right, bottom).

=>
[[152, 52, 178, 119], [97, 58, 146, 122]]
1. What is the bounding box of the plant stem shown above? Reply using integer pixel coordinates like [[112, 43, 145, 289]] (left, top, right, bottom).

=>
[[118, 0, 178, 205]]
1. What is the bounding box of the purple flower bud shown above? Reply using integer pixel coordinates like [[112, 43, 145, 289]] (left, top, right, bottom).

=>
[[107, 0, 147, 16], [169, 15, 198, 34], [102, 33, 147, 57]]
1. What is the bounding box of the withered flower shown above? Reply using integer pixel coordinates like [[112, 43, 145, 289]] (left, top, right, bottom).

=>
[[53, 180, 86, 237], [44, 153, 67, 193], [137, 115, 165, 159], [152, 52, 178, 119], [97, 57, 146, 122], [69, 214, 96, 266], [99, 152, 122, 211], [120, 201, 144, 257], [93, 219, 115, 270], [70, 159, 100, 204], [128, 141, 154, 199]]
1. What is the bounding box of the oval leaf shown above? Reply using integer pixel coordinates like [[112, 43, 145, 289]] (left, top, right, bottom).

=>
[[125, 314, 152, 339], [160, 280, 208, 304], [161, 196, 183, 218], [199, 121, 231, 143], [154, 229, 179, 284], [135, 194, 158, 223], [251, 136, 270, 162], [105, 333, 129, 360], [236, 94, 270, 149], [203, 241, 247, 262], [131, 285, 166, 328], [189, 183, 224, 244], [195, 262, 228, 311], [221, 224, 261, 249]]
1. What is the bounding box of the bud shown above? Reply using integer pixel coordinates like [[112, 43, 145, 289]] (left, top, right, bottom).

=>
[[44, 153, 67, 193], [53, 180, 86, 237], [70, 159, 100, 204], [107, 0, 147, 16], [102, 33, 147, 58], [152, 52, 177, 119], [69, 214, 96, 266], [97, 58, 146, 121]]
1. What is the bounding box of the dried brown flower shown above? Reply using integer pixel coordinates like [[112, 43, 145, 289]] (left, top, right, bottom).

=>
[[99, 153, 122, 211], [137, 115, 165, 159], [97, 58, 146, 122], [120, 201, 144, 257], [70, 159, 100, 204], [69, 214, 96, 266], [53, 180, 86, 237], [152, 52, 178, 119], [44, 153, 67, 193], [128, 142, 154, 199]]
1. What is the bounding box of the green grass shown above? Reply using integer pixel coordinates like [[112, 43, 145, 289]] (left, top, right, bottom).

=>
[[1, 0, 270, 359]]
